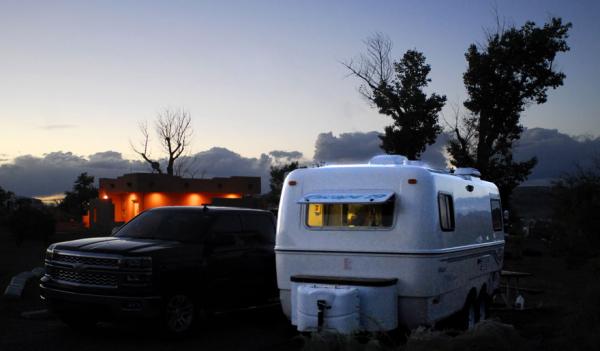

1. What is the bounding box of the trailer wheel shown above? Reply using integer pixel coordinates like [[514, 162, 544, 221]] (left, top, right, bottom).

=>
[[476, 291, 490, 322], [459, 294, 477, 331]]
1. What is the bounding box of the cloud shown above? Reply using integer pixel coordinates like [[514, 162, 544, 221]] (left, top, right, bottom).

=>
[[312, 131, 449, 168], [420, 132, 451, 169], [268, 150, 303, 161], [313, 131, 382, 163], [182, 147, 273, 192], [515, 128, 600, 183], [311, 128, 600, 182], [87, 151, 140, 169], [0, 147, 286, 197], [0, 151, 147, 197], [1, 128, 597, 197], [38, 124, 78, 130]]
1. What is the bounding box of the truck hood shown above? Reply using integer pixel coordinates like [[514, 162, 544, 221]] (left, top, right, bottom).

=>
[[52, 237, 180, 255]]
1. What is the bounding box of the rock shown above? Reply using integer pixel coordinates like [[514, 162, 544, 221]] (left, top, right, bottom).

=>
[[3, 268, 43, 298]]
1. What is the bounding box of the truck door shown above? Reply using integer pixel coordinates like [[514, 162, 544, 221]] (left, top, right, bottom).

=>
[[204, 213, 253, 308], [240, 213, 277, 303]]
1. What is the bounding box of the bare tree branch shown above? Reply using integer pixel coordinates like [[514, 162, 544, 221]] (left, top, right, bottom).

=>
[[341, 32, 393, 101], [132, 108, 193, 176], [131, 121, 163, 173]]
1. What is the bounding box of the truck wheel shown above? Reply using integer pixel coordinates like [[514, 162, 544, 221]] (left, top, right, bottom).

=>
[[163, 294, 197, 336]]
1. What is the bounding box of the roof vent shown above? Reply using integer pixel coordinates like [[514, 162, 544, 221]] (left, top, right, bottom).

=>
[[454, 167, 481, 177], [369, 155, 408, 165]]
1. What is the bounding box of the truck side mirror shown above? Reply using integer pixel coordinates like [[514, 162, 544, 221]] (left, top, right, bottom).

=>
[[503, 210, 510, 222]]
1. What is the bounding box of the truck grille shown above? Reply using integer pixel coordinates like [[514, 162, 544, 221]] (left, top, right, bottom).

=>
[[53, 253, 119, 267], [47, 267, 118, 288]]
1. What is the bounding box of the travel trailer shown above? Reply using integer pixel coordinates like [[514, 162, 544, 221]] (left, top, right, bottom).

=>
[[275, 155, 505, 333]]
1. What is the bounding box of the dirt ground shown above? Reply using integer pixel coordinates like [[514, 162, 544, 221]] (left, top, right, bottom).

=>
[[1, 227, 597, 351], [495, 237, 600, 351]]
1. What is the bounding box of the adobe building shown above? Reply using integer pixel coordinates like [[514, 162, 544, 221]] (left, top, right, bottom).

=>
[[86, 173, 261, 231]]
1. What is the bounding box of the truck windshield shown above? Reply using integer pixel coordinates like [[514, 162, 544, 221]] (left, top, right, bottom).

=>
[[306, 200, 394, 229], [114, 210, 210, 242]]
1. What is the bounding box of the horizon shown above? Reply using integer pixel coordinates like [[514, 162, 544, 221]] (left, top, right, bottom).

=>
[[2, 126, 599, 198]]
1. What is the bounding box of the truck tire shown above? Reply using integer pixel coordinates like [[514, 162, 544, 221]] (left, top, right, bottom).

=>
[[162, 293, 201, 336]]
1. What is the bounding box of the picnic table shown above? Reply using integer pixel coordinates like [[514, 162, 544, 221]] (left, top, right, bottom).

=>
[[498, 270, 542, 309]]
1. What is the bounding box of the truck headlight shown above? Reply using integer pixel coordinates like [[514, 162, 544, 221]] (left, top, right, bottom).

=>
[[45, 247, 55, 261], [120, 257, 153, 270]]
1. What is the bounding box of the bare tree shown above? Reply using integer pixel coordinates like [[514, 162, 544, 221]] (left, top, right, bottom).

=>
[[132, 108, 193, 176], [131, 121, 163, 173], [174, 154, 202, 178], [442, 103, 478, 168], [342, 32, 393, 102], [343, 33, 446, 159]]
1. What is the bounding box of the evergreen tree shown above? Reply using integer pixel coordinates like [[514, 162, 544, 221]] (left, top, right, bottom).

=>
[[60, 172, 99, 218], [448, 18, 571, 206], [269, 161, 300, 206], [345, 34, 446, 159]]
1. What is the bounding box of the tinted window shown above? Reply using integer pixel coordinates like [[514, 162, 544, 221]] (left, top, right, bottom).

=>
[[306, 199, 394, 229], [209, 213, 242, 233], [115, 210, 209, 242], [438, 193, 455, 231], [241, 213, 275, 244], [491, 199, 503, 231], [207, 213, 243, 248]]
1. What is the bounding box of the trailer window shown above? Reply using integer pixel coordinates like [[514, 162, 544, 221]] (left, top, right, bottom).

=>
[[438, 193, 455, 231], [491, 199, 503, 231], [306, 200, 394, 229]]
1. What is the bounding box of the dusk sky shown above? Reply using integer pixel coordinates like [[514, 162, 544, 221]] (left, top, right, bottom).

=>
[[1, 1, 599, 196]]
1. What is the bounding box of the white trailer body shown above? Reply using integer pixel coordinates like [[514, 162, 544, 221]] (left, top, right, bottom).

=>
[[276, 156, 504, 332]]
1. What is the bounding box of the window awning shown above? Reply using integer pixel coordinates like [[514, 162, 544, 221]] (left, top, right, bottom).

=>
[[297, 191, 395, 204]]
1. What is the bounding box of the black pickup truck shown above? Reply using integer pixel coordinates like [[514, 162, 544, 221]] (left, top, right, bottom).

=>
[[40, 206, 278, 335]]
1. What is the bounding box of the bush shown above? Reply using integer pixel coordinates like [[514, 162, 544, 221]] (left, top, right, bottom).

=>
[[298, 320, 529, 351], [8, 203, 56, 246], [405, 320, 529, 351], [551, 159, 600, 259], [559, 278, 600, 350]]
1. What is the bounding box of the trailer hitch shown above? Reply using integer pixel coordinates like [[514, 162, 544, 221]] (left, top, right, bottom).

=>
[[317, 299, 331, 330]]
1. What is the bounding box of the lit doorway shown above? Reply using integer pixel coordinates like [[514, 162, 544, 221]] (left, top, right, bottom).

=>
[[132, 200, 140, 218]]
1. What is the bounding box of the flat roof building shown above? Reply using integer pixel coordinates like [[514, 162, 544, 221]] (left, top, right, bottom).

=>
[[87, 173, 261, 229]]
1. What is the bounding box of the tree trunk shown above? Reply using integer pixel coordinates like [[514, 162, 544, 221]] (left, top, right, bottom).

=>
[[167, 158, 174, 176], [476, 111, 491, 175]]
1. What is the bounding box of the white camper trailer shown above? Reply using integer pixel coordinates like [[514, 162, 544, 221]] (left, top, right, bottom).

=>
[[275, 155, 505, 333]]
